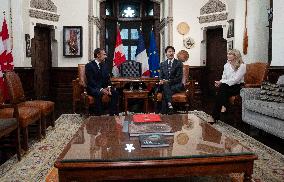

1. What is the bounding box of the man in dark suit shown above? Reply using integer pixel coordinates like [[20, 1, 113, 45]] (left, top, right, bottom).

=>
[[158, 46, 183, 114], [85, 48, 119, 116]]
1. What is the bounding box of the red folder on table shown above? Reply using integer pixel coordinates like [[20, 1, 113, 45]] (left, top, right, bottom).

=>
[[133, 114, 161, 123]]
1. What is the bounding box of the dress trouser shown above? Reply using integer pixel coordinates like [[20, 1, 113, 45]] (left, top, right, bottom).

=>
[[92, 88, 119, 116], [160, 83, 181, 113], [212, 83, 242, 120]]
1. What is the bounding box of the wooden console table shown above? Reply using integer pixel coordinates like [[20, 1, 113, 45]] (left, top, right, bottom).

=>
[[123, 90, 149, 115], [111, 77, 159, 88]]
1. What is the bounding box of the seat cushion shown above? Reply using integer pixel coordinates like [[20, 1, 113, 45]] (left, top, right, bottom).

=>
[[244, 99, 284, 120], [172, 92, 187, 102], [87, 95, 110, 105], [156, 92, 187, 103], [0, 106, 41, 128], [20, 100, 54, 116]]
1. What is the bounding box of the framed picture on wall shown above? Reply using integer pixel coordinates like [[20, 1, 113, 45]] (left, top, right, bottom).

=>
[[227, 40, 233, 50], [63, 26, 83, 57], [227, 19, 234, 38]]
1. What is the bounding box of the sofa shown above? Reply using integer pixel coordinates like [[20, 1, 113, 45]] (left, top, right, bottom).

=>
[[241, 88, 284, 139]]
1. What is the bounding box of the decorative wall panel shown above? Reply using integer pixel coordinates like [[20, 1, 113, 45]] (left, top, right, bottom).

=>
[[30, 0, 57, 13], [200, 0, 226, 15], [29, 9, 59, 22], [199, 13, 228, 24]]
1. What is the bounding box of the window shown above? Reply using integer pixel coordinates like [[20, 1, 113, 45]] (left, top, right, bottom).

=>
[[105, 1, 113, 16], [119, 25, 139, 61], [119, 2, 140, 18]]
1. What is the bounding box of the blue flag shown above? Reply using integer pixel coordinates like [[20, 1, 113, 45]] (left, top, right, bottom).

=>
[[148, 31, 160, 77]]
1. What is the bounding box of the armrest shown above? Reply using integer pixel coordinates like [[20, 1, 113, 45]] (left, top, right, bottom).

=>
[[240, 88, 261, 100], [72, 78, 84, 102], [244, 83, 261, 88], [184, 80, 195, 100]]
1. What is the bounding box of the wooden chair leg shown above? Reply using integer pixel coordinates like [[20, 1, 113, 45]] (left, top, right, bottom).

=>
[[41, 116, 46, 137], [37, 119, 42, 140], [22, 127, 29, 151], [73, 101, 76, 113], [185, 103, 189, 114], [51, 110, 55, 127], [15, 126, 21, 160]]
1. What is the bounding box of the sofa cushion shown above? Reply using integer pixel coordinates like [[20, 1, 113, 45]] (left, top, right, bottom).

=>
[[259, 82, 284, 103], [244, 99, 284, 120]]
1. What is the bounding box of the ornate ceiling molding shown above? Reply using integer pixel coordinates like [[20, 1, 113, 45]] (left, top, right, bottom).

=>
[[30, 0, 57, 13], [200, 0, 226, 15], [198, 12, 228, 24], [29, 9, 59, 22]]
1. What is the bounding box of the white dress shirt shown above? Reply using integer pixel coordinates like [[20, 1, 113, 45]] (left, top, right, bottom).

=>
[[168, 58, 174, 66], [220, 62, 246, 86], [94, 59, 101, 69]]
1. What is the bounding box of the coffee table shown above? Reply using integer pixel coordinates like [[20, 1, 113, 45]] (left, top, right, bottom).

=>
[[55, 114, 257, 181]]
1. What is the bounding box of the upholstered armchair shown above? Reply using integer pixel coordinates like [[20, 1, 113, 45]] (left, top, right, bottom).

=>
[[155, 65, 195, 113], [227, 62, 268, 120], [120, 61, 142, 77], [72, 64, 109, 115], [4, 71, 55, 137], [229, 62, 269, 105], [0, 91, 21, 160]]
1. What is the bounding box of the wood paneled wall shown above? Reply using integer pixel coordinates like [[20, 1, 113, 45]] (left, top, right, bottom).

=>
[[14, 66, 284, 110], [268, 66, 284, 83], [15, 67, 77, 103]]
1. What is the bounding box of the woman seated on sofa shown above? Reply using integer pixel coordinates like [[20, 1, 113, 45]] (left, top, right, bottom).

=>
[[212, 49, 246, 122]]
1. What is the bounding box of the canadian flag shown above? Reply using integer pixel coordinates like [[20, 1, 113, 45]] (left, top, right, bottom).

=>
[[0, 17, 14, 100], [112, 26, 126, 77]]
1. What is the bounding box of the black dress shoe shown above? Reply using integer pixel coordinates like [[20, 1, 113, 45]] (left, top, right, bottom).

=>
[[168, 108, 174, 115]]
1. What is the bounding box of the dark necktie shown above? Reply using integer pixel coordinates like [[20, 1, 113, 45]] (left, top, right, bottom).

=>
[[99, 63, 103, 70], [168, 60, 172, 74]]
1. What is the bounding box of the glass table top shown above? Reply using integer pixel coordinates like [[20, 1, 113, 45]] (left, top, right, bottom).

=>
[[59, 114, 253, 162]]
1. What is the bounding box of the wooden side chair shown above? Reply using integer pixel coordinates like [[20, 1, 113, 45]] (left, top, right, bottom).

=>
[[5, 71, 55, 137], [0, 91, 21, 160], [72, 64, 109, 115], [155, 65, 195, 113], [0, 73, 42, 151]]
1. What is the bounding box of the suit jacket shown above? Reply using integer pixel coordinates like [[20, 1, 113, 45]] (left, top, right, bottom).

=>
[[159, 58, 183, 90], [85, 60, 111, 97]]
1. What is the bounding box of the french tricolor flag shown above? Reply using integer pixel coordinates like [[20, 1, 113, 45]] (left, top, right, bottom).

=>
[[135, 31, 150, 77]]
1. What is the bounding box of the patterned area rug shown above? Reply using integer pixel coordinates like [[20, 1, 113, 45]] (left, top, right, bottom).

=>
[[0, 112, 283, 182]]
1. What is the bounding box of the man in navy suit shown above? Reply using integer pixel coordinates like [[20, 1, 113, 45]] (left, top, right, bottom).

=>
[[85, 48, 119, 116], [158, 46, 183, 114]]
